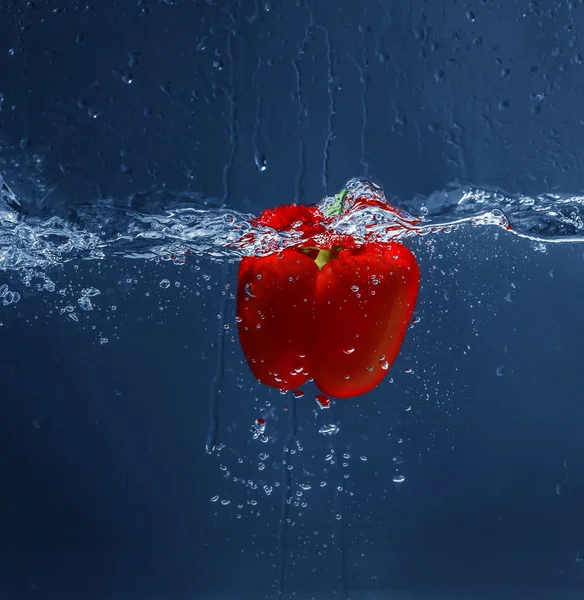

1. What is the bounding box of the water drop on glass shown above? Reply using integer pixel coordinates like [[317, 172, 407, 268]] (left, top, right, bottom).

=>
[[319, 423, 339, 435], [254, 153, 267, 172]]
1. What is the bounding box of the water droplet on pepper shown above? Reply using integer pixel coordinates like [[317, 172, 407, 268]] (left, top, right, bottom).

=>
[[315, 395, 331, 409]]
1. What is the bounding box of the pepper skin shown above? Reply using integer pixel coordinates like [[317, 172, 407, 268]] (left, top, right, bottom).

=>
[[236, 240, 419, 399]]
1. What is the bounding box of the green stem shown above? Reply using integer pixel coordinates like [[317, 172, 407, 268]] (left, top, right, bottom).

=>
[[325, 189, 349, 217], [315, 249, 332, 270]]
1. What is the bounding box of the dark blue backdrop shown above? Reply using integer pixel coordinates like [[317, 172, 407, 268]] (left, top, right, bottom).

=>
[[1, 1, 584, 598]]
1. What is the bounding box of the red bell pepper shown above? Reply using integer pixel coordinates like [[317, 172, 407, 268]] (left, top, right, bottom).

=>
[[236, 190, 420, 399]]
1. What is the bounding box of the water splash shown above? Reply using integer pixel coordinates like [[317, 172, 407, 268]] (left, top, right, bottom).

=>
[[2, 176, 584, 276]]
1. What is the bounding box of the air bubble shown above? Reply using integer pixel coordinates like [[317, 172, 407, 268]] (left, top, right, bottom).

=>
[[251, 417, 266, 439], [81, 287, 101, 297], [78, 296, 93, 311]]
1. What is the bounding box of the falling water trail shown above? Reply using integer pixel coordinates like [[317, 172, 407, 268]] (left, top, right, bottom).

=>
[[329, 405, 348, 599], [291, 1, 313, 202], [222, 28, 237, 205], [205, 264, 230, 454], [321, 25, 335, 195], [278, 395, 298, 597], [355, 42, 370, 179], [252, 55, 266, 174]]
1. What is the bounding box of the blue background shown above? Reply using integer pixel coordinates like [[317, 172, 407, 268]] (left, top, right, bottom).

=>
[[1, 1, 584, 598]]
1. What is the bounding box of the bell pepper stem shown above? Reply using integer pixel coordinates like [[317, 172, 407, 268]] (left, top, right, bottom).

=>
[[315, 249, 332, 270], [325, 189, 348, 217]]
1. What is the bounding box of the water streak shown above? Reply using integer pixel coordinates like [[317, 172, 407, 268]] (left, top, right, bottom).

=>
[[278, 396, 297, 597], [205, 265, 230, 455]]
